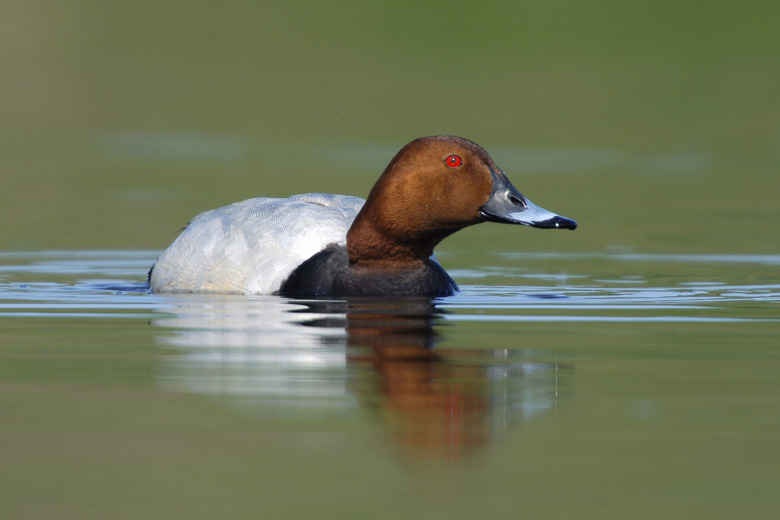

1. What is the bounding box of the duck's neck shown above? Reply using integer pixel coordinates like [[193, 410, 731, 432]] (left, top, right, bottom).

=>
[[346, 207, 449, 268], [346, 219, 428, 268]]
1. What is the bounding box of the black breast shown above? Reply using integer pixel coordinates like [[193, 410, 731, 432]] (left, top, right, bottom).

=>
[[277, 244, 458, 298]]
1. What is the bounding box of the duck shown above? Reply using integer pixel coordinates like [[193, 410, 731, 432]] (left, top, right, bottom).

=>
[[149, 135, 576, 297]]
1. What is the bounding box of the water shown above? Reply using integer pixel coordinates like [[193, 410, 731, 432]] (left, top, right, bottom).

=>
[[2, 250, 779, 518]]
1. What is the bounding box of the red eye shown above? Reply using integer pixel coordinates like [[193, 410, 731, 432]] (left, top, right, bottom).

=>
[[445, 154, 462, 168]]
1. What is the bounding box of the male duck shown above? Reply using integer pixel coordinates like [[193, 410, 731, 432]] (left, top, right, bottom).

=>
[[149, 135, 576, 297]]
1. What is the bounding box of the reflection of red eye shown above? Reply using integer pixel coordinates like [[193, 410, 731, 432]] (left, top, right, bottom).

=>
[[445, 155, 462, 168]]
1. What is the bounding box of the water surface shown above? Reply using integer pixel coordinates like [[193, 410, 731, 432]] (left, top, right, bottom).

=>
[[2, 250, 778, 518]]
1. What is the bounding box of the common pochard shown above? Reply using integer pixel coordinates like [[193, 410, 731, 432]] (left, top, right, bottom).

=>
[[149, 135, 576, 297]]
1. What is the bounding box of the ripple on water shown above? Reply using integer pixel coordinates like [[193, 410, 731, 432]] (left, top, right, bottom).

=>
[[0, 250, 778, 322]]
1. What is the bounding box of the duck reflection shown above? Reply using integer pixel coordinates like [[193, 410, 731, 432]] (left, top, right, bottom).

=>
[[152, 295, 570, 462]]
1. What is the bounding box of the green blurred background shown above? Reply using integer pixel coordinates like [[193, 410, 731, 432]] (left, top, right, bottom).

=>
[[1, 0, 778, 258]]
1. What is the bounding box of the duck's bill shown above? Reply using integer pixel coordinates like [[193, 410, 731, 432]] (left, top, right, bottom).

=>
[[479, 169, 577, 230]]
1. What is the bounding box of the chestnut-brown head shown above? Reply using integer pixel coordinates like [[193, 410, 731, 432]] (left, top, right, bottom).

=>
[[346, 135, 576, 266]]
